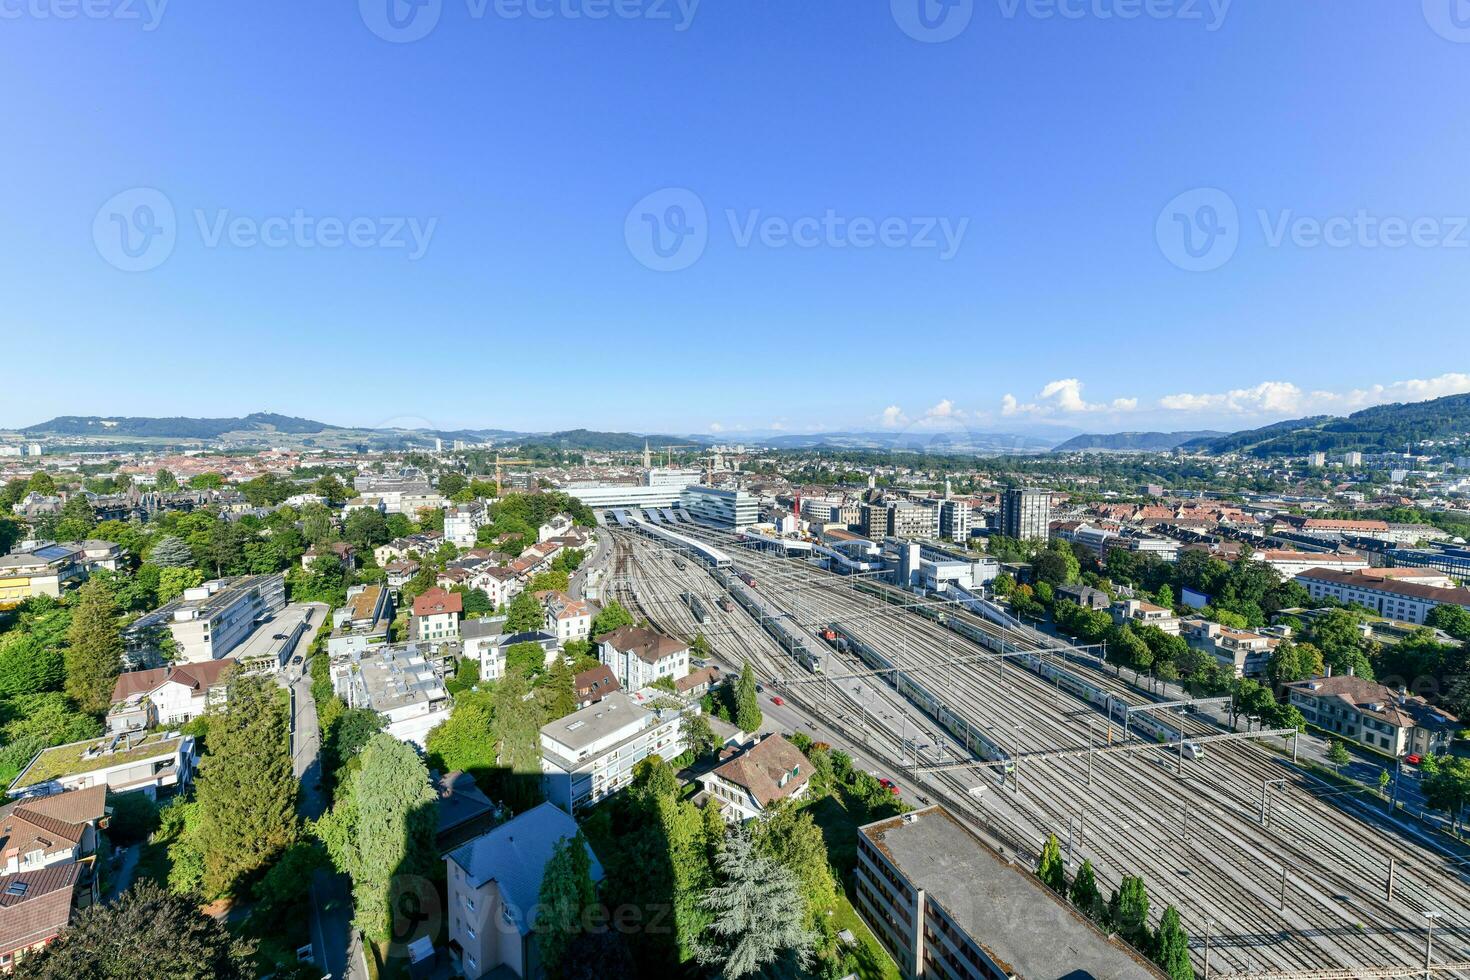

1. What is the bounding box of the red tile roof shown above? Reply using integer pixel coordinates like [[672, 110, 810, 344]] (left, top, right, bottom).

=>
[[412, 588, 463, 617], [110, 659, 238, 705]]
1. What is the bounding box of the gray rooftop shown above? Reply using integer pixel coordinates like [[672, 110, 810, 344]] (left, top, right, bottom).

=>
[[333, 644, 448, 714], [540, 690, 650, 755], [862, 807, 1163, 979]]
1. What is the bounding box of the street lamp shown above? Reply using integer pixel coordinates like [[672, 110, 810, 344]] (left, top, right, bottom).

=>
[[1425, 910, 1441, 980]]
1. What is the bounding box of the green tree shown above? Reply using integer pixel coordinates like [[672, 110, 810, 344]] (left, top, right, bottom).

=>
[[753, 804, 839, 922], [1327, 739, 1351, 771], [54, 495, 97, 542], [734, 661, 762, 733], [1108, 875, 1150, 948], [506, 641, 549, 681], [1036, 833, 1067, 893], [157, 566, 204, 604], [316, 734, 439, 941], [425, 693, 497, 786], [506, 590, 545, 634], [1069, 858, 1104, 921], [154, 468, 179, 492], [529, 570, 571, 594], [63, 578, 123, 715], [544, 654, 577, 719], [148, 534, 195, 568], [537, 832, 598, 979], [1154, 905, 1195, 980], [0, 631, 65, 697], [311, 474, 347, 504], [1267, 641, 1325, 686], [490, 670, 545, 811], [1420, 755, 1470, 832], [192, 674, 298, 898], [12, 880, 254, 979], [694, 827, 817, 980], [590, 600, 634, 638], [25, 471, 57, 495]]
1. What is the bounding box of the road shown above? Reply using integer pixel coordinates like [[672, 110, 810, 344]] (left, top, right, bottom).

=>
[[570, 529, 609, 601], [283, 642, 364, 980]]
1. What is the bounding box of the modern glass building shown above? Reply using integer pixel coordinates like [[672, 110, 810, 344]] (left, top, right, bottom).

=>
[[680, 486, 759, 528]]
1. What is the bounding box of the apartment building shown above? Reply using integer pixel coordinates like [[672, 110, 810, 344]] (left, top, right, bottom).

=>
[[539, 691, 686, 813], [1110, 598, 1182, 635], [412, 587, 463, 642], [123, 574, 286, 665], [1250, 549, 1368, 580], [1183, 620, 1275, 678], [331, 644, 451, 747], [697, 734, 810, 823], [1286, 674, 1459, 757], [598, 626, 690, 691], [9, 732, 197, 800], [999, 487, 1052, 541], [0, 864, 84, 973], [855, 807, 1165, 980], [937, 498, 971, 542], [1295, 568, 1470, 626], [887, 501, 936, 540], [444, 802, 604, 980], [0, 544, 87, 603], [542, 592, 593, 644], [107, 659, 237, 733], [445, 502, 488, 548], [326, 584, 395, 656]]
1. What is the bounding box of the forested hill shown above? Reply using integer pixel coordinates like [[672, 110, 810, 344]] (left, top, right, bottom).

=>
[[1182, 393, 1470, 456], [1052, 431, 1225, 453]]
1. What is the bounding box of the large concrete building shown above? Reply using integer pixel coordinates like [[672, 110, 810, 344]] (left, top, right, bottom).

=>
[[539, 691, 685, 813], [330, 644, 451, 747], [563, 483, 686, 510], [680, 486, 758, 528], [1295, 567, 1470, 626], [123, 574, 286, 665], [937, 499, 971, 542], [855, 806, 1164, 979], [998, 487, 1052, 541]]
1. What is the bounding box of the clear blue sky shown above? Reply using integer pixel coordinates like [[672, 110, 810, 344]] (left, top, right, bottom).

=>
[[3, 0, 1469, 438]]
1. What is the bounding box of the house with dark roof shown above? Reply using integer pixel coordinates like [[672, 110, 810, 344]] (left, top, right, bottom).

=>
[[697, 733, 811, 822], [0, 864, 83, 972], [597, 625, 689, 692], [1295, 567, 1470, 627], [445, 801, 603, 980], [107, 659, 237, 734], [572, 665, 620, 709], [1286, 673, 1460, 757], [434, 771, 501, 856]]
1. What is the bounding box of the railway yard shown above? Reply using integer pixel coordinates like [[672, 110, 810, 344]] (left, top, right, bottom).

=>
[[602, 518, 1470, 979]]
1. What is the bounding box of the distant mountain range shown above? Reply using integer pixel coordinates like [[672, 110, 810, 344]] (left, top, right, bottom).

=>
[[1051, 430, 1226, 453], [1179, 393, 1470, 456]]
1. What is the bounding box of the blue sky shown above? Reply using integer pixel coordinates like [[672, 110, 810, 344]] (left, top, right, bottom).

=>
[[3, 0, 1469, 438]]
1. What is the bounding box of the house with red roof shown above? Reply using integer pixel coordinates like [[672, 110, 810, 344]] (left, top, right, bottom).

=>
[[412, 587, 463, 642]]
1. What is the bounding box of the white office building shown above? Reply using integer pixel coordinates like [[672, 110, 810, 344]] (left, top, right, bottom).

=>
[[681, 486, 758, 528], [539, 691, 686, 813]]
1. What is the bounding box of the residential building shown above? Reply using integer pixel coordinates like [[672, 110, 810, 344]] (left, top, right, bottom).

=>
[[887, 501, 935, 540], [999, 487, 1051, 541], [536, 513, 575, 542], [0, 544, 85, 603], [1250, 549, 1368, 580], [542, 592, 593, 644], [1183, 620, 1275, 678], [539, 691, 686, 812], [412, 587, 463, 642], [1055, 583, 1110, 610], [861, 503, 888, 542], [1295, 567, 1470, 626], [434, 771, 500, 856], [122, 574, 286, 665], [674, 665, 720, 698], [107, 659, 237, 733], [331, 644, 451, 747], [9, 732, 197, 800], [598, 626, 690, 691], [301, 541, 356, 571], [461, 618, 507, 680], [572, 665, 621, 709], [445, 502, 488, 548], [383, 559, 420, 589], [1286, 674, 1459, 757], [490, 631, 559, 678], [445, 801, 604, 980], [698, 734, 810, 822], [855, 806, 1165, 980], [0, 864, 83, 973], [326, 584, 394, 656], [937, 498, 971, 542], [479, 566, 523, 608], [1110, 598, 1181, 635], [680, 486, 758, 529], [0, 786, 107, 904]]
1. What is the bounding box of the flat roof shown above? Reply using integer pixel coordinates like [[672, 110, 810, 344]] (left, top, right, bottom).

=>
[[861, 807, 1163, 979], [541, 691, 649, 754], [12, 732, 189, 791]]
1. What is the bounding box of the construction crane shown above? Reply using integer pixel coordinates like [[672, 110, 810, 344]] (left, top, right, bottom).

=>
[[657, 444, 697, 466], [493, 452, 533, 491]]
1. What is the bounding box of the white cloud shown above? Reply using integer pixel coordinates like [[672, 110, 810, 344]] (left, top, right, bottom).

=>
[[708, 422, 724, 433], [880, 405, 908, 428], [769, 421, 789, 431], [1159, 373, 1470, 417], [925, 398, 964, 419], [1001, 380, 1139, 417]]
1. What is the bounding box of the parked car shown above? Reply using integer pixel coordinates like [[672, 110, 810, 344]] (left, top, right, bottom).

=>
[[291, 655, 304, 665], [1405, 754, 1423, 766], [770, 695, 785, 706]]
